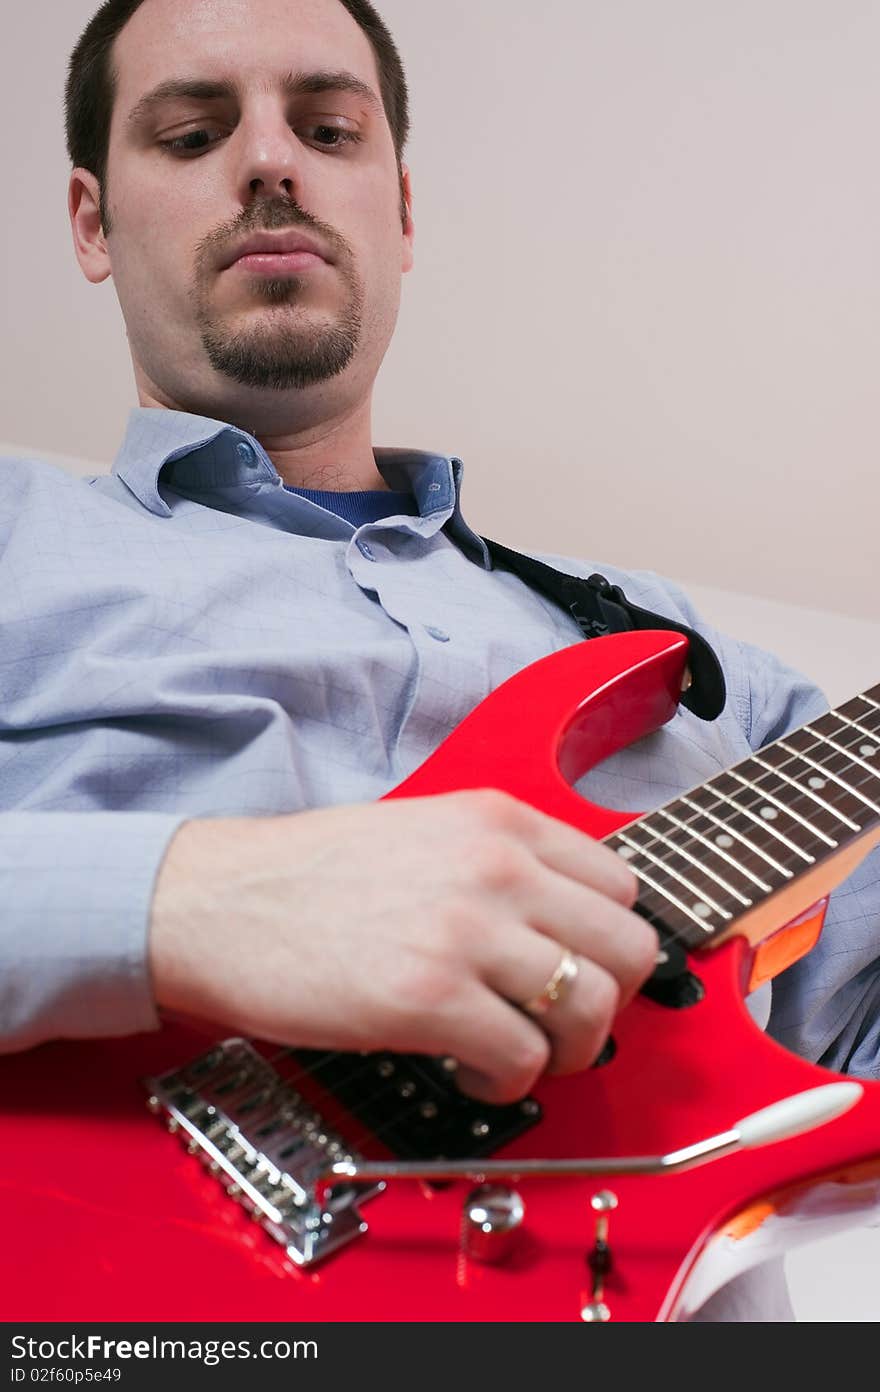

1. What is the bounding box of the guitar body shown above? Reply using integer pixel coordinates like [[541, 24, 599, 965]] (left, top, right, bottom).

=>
[[3, 631, 879, 1321]]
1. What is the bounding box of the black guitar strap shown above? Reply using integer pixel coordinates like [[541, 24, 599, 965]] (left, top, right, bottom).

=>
[[481, 536, 727, 722]]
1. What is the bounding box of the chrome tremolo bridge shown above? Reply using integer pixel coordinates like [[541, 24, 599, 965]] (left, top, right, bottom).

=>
[[145, 1037, 542, 1268], [145, 1039, 382, 1267]]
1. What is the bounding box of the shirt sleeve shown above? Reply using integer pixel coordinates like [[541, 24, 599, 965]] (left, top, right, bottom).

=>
[[734, 637, 880, 1081], [0, 811, 187, 1054]]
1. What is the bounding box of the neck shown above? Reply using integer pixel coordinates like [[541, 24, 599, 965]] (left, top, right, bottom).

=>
[[252, 410, 387, 492], [135, 377, 387, 493]]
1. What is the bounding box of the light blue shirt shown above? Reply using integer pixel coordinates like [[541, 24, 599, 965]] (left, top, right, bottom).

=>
[[1, 407, 878, 1082]]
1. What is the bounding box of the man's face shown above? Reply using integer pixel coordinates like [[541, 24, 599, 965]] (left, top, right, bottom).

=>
[[96, 0, 413, 415]]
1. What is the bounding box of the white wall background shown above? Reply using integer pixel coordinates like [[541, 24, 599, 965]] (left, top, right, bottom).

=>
[[2, 0, 880, 1320]]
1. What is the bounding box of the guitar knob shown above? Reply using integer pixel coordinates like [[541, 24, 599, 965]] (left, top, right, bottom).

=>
[[462, 1185, 525, 1264]]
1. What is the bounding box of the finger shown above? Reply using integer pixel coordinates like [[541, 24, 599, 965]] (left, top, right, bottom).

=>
[[413, 980, 552, 1107], [474, 853, 656, 1008], [482, 928, 619, 1075], [516, 865, 658, 1007], [502, 799, 640, 907], [539, 958, 620, 1076]]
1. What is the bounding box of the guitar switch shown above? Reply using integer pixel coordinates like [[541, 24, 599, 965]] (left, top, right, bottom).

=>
[[581, 1190, 618, 1323], [462, 1185, 525, 1264]]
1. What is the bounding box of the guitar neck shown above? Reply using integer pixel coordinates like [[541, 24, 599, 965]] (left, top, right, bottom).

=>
[[605, 683, 880, 950]]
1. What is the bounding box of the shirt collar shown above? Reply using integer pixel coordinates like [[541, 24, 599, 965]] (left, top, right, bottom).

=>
[[112, 407, 489, 565]]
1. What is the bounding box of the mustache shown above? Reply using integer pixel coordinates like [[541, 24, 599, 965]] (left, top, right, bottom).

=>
[[195, 199, 346, 273]]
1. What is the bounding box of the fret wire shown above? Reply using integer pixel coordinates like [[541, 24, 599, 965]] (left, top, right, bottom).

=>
[[750, 755, 861, 832], [774, 740, 880, 817], [727, 767, 838, 849], [648, 705, 877, 853], [751, 720, 880, 812], [844, 705, 880, 738], [633, 812, 753, 906], [785, 725, 880, 811], [643, 728, 855, 868], [607, 718, 874, 935], [602, 694, 880, 940], [653, 807, 771, 892], [677, 796, 794, 878], [634, 751, 828, 884], [616, 830, 733, 919], [809, 731, 880, 784], [600, 851, 698, 953], [626, 859, 716, 933], [721, 773, 821, 859], [859, 693, 880, 712], [828, 710, 880, 746]]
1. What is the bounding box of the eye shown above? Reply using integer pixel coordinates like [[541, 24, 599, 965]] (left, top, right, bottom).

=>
[[305, 124, 363, 152], [158, 123, 362, 157], [159, 127, 227, 157]]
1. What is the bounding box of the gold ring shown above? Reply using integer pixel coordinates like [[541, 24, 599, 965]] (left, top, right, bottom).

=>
[[523, 949, 579, 1017]]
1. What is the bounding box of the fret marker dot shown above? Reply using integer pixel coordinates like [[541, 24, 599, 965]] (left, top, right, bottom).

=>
[[693, 903, 712, 919], [617, 846, 637, 860], [715, 834, 734, 850], [808, 777, 826, 790], [860, 744, 877, 758], [760, 807, 779, 820]]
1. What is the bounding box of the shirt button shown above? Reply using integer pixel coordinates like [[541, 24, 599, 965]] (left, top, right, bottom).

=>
[[425, 626, 450, 643], [236, 441, 257, 466], [357, 540, 376, 561]]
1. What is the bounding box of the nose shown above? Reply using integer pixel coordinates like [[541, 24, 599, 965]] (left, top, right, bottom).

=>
[[233, 104, 309, 208]]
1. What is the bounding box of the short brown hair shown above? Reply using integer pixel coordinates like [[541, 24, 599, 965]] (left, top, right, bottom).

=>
[[65, 0, 411, 229]]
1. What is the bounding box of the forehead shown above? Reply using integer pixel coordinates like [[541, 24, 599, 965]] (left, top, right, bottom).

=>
[[112, 0, 381, 109]]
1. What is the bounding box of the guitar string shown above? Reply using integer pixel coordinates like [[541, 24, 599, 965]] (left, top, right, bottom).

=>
[[601, 704, 880, 942], [642, 700, 880, 847], [612, 697, 880, 865], [194, 1041, 425, 1164], [243, 1050, 457, 1165], [220, 1041, 515, 1168], [287, 1053, 500, 1163]]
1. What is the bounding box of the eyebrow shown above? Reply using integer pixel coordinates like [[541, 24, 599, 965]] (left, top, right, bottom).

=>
[[125, 68, 383, 132]]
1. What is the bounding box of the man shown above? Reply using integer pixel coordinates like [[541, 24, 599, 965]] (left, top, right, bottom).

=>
[[2, 0, 878, 1321]]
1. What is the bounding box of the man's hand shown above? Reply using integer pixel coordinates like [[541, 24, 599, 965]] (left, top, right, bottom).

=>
[[149, 791, 656, 1104]]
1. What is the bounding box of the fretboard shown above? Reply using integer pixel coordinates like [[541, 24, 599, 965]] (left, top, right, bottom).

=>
[[605, 682, 880, 949]]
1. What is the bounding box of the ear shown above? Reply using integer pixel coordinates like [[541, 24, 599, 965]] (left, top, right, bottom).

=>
[[69, 168, 112, 285], [401, 163, 414, 274]]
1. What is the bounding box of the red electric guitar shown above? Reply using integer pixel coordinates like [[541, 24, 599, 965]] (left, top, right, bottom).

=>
[[2, 630, 880, 1322]]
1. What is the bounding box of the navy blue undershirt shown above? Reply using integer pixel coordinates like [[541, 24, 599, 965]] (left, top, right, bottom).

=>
[[283, 486, 419, 527]]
